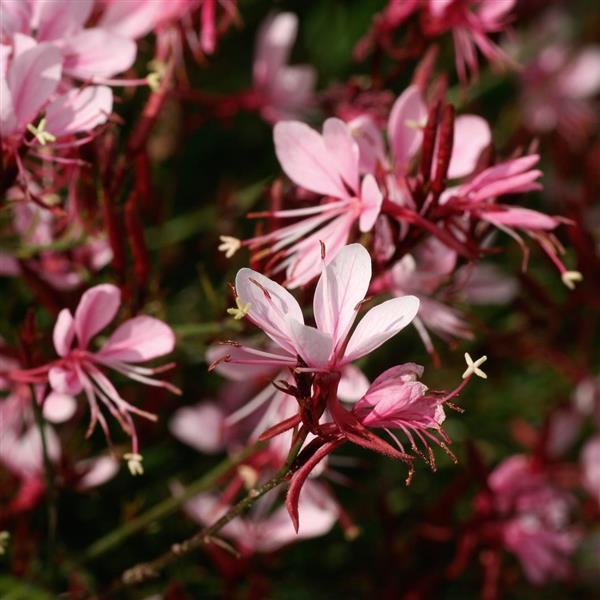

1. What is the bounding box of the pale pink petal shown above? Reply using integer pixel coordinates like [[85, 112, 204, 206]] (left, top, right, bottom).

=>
[[254, 12, 298, 88], [323, 118, 360, 193], [7, 34, 61, 129], [169, 403, 225, 454], [581, 437, 600, 504], [62, 28, 137, 79], [76, 455, 119, 489], [44, 85, 113, 137], [557, 47, 600, 99], [98, 0, 167, 39], [43, 391, 77, 423], [262, 65, 316, 122], [74, 283, 121, 348], [343, 295, 420, 363], [428, 0, 454, 18], [481, 207, 558, 230], [359, 174, 383, 232], [0, 71, 17, 136], [387, 86, 427, 169], [96, 316, 175, 362], [33, 0, 94, 41], [448, 115, 491, 179], [349, 114, 387, 174], [53, 308, 75, 357], [338, 364, 370, 402], [274, 121, 348, 198], [478, 0, 516, 25], [286, 317, 333, 368], [1, 0, 32, 37], [313, 243, 371, 350], [235, 267, 303, 355], [49, 365, 82, 395]]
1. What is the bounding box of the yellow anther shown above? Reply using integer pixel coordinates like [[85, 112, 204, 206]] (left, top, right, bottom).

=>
[[227, 296, 251, 320], [146, 72, 162, 92], [27, 118, 56, 145], [124, 452, 144, 476], [218, 235, 241, 258], [462, 352, 488, 380], [561, 270, 583, 290]]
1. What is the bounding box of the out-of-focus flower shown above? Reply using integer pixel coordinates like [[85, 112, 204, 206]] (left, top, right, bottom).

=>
[[10, 284, 179, 456], [486, 455, 579, 584], [521, 43, 600, 145], [581, 436, 600, 505], [252, 12, 316, 123]]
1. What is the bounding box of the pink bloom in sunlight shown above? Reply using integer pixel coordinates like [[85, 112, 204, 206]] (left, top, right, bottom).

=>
[[253, 12, 317, 123], [217, 244, 419, 373], [0, 35, 113, 153], [11, 284, 179, 459], [231, 120, 384, 288], [487, 455, 579, 585]]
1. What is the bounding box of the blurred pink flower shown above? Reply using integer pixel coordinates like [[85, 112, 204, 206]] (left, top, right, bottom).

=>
[[581, 436, 600, 505], [253, 12, 317, 123], [487, 455, 579, 584]]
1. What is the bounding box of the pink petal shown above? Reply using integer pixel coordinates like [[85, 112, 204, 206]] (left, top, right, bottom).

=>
[[235, 267, 303, 356], [323, 118, 360, 193], [343, 295, 420, 363], [387, 86, 427, 170], [557, 46, 600, 99], [274, 121, 348, 198], [62, 28, 137, 79], [0, 68, 17, 136], [169, 402, 225, 454], [7, 34, 61, 129], [358, 174, 383, 232], [76, 455, 119, 489], [33, 0, 94, 41], [1, 0, 32, 37], [254, 12, 298, 88], [49, 365, 82, 395], [43, 391, 77, 423], [581, 436, 600, 503], [349, 114, 386, 174], [263, 64, 316, 121], [53, 308, 75, 357], [313, 243, 371, 351], [466, 155, 539, 190], [97, 315, 175, 362], [98, 0, 168, 39], [45, 85, 113, 137], [448, 115, 491, 179], [338, 364, 370, 402], [285, 317, 333, 368], [481, 207, 558, 230], [74, 283, 121, 349], [478, 0, 515, 24]]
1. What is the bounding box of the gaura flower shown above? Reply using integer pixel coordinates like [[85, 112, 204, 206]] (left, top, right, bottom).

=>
[[11, 284, 179, 459], [223, 122, 384, 288], [215, 243, 419, 372]]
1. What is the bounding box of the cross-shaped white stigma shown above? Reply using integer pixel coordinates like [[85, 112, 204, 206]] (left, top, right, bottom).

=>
[[124, 452, 144, 476], [27, 118, 56, 145], [218, 235, 241, 258], [462, 352, 488, 380], [227, 296, 251, 320]]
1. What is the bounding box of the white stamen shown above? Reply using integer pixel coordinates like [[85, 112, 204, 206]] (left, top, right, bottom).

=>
[[124, 453, 144, 476], [237, 465, 258, 490], [0, 531, 9, 555], [227, 296, 251, 320], [561, 270, 583, 290], [462, 352, 488, 380], [218, 235, 241, 258]]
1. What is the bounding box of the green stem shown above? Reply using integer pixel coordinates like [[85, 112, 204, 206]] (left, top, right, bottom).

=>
[[83, 440, 266, 562], [117, 430, 308, 589]]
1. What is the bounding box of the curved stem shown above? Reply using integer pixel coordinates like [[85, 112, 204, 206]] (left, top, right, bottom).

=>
[[114, 430, 308, 590], [83, 440, 266, 562]]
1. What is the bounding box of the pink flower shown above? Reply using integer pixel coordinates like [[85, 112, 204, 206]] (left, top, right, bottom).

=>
[[232, 120, 384, 288], [220, 243, 419, 372], [0, 34, 113, 152], [487, 455, 579, 584], [12, 284, 178, 457], [253, 12, 317, 123]]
